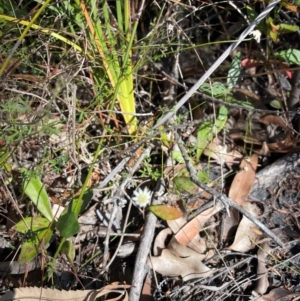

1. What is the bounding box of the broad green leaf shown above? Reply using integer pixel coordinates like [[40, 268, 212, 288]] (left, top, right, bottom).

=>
[[18, 228, 52, 263], [148, 205, 182, 220], [14, 217, 50, 234], [61, 241, 75, 263], [171, 150, 185, 164], [227, 52, 241, 89], [274, 49, 300, 65], [196, 106, 228, 160], [174, 176, 200, 194], [60, 190, 92, 217], [174, 170, 210, 194], [23, 176, 53, 222], [56, 212, 80, 238]]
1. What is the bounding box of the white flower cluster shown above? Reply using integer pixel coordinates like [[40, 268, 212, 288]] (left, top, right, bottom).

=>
[[251, 30, 261, 43], [132, 187, 152, 208]]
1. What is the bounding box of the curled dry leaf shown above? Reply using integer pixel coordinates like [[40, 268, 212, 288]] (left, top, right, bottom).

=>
[[168, 236, 206, 259], [229, 154, 258, 206], [0, 282, 130, 301], [254, 240, 271, 295], [153, 228, 172, 256], [222, 154, 258, 244], [174, 201, 223, 246], [228, 202, 262, 252], [255, 287, 300, 301], [148, 248, 214, 281], [203, 138, 243, 167], [167, 216, 187, 234]]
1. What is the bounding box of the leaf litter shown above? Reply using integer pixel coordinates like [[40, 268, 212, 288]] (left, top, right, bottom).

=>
[[1, 1, 300, 301]]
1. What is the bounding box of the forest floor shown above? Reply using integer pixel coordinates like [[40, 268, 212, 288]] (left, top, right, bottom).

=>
[[0, 0, 300, 300]]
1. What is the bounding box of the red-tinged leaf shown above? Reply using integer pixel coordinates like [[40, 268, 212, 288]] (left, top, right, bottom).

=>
[[285, 70, 292, 79], [148, 205, 182, 220], [241, 59, 263, 68]]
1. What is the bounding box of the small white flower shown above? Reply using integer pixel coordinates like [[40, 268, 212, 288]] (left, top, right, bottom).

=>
[[132, 187, 152, 208], [251, 30, 261, 43]]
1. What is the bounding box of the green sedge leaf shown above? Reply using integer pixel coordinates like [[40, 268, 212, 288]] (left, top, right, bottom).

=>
[[148, 205, 182, 220]]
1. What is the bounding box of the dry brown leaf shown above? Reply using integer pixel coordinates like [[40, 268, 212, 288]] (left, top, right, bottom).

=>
[[148, 248, 214, 281], [204, 138, 228, 165], [153, 228, 172, 256], [250, 227, 263, 235], [228, 202, 261, 252], [167, 216, 187, 234], [255, 240, 271, 295], [0, 283, 130, 301], [228, 154, 258, 206], [174, 201, 223, 246], [260, 115, 289, 130], [168, 237, 206, 258], [187, 235, 207, 254], [255, 287, 300, 301], [221, 207, 240, 243], [203, 138, 242, 167]]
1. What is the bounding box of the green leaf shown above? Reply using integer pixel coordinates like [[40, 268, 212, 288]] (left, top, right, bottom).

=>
[[14, 217, 50, 233], [174, 176, 200, 194], [269, 99, 282, 109], [278, 23, 299, 33], [23, 176, 53, 222], [60, 190, 92, 218], [246, 5, 267, 33], [56, 212, 80, 238], [61, 241, 75, 263], [171, 150, 185, 164], [148, 205, 182, 220], [18, 228, 52, 263], [274, 49, 300, 65], [196, 106, 228, 160], [199, 82, 230, 98], [227, 52, 241, 90]]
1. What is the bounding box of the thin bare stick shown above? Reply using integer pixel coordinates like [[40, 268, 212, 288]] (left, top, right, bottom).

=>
[[129, 180, 164, 301]]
